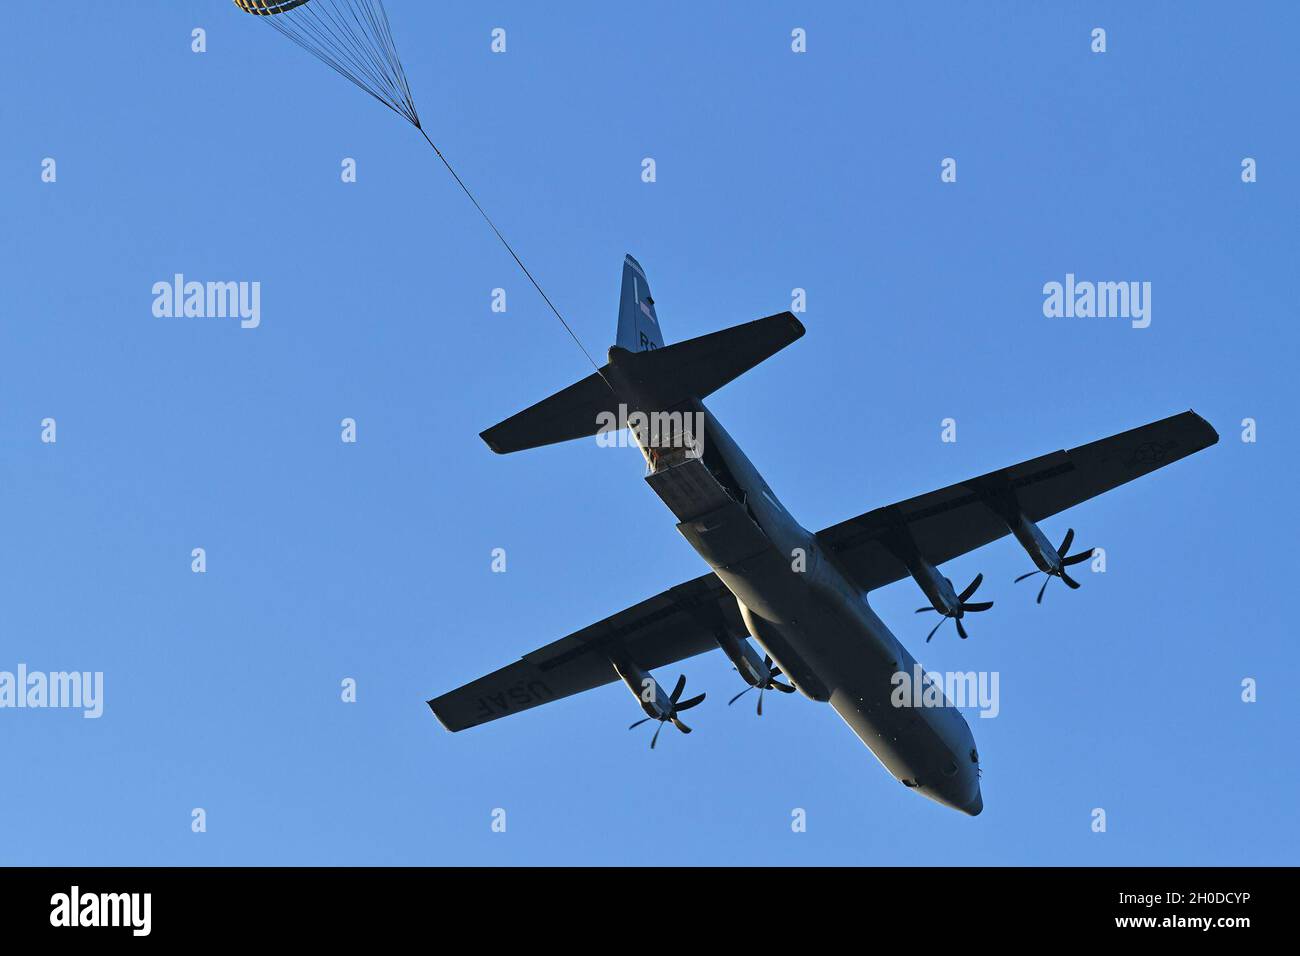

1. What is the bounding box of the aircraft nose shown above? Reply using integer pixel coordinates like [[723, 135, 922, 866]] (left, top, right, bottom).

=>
[[962, 790, 984, 816]]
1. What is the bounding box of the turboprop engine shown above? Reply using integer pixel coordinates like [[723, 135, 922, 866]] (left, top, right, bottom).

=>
[[880, 518, 992, 642], [912, 569, 993, 642], [611, 656, 705, 749], [713, 631, 795, 715], [1006, 513, 1094, 604]]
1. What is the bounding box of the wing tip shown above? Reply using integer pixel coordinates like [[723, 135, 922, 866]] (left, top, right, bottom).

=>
[[1183, 408, 1220, 449], [773, 310, 806, 340], [426, 697, 464, 732], [478, 429, 508, 455]]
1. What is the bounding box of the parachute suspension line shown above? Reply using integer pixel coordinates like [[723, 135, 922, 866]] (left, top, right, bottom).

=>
[[241, 0, 607, 383], [256, 0, 420, 127], [414, 126, 606, 379]]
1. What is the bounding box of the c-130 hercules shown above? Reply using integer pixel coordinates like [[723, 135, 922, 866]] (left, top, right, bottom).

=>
[[429, 255, 1218, 815]]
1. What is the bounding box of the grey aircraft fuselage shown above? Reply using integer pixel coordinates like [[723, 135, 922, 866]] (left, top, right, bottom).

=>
[[605, 346, 983, 816]]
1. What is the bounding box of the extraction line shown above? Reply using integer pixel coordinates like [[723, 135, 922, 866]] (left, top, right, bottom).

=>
[[414, 125, 608, 382]]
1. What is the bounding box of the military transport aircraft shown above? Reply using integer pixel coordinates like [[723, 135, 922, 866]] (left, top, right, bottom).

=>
[[428, 254, 1218, 815]]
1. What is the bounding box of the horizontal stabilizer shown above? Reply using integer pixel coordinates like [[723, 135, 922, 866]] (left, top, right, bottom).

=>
[[479, 370, 616, 454], [614, 311, 804, 403], [480, 311, 805, 454]]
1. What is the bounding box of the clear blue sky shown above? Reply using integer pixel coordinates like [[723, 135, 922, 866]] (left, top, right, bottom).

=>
[[2, 1, 1296, 865]]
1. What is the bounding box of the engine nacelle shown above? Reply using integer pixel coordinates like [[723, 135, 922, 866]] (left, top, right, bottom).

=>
[[713, 630, 768, 688], [905, 555, 962, 616], [1007, 512, 1061, 574], [610, 656, 670, 721], [979, 486, 1063, 574], [880, 519, 963, 615]]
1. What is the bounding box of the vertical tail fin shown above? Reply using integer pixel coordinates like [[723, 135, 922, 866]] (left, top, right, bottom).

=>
[[616, 254, 664, 353]]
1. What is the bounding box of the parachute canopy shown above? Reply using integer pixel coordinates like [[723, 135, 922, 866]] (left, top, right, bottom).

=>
[[233, 1, 312, 13], [233, 0, 420, 127]]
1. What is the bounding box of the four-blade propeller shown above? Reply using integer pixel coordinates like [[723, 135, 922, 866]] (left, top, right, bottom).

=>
[[915, 573, 994, 642], [628, 674, 706, 749], [1014, 528, 1093, 604], [727, 655, 797, 715]]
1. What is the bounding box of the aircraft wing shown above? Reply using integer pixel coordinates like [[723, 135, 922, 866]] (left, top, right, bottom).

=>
[[428, 572, 742, 731], [818, 410, 1219, 592]]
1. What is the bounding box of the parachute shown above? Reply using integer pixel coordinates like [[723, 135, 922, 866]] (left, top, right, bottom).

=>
[[235, 0, 606, 378], [233, 0, 420, 128]]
